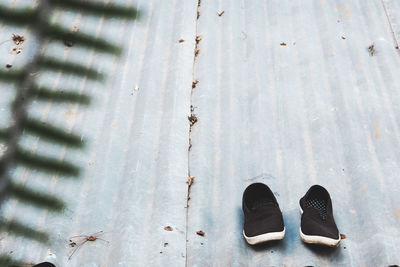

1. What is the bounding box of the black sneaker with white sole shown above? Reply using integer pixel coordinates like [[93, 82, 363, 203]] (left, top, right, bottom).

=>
[[32, 263, 56, 267], [242, 183, 285, 245], [299, 185, 341, 247]]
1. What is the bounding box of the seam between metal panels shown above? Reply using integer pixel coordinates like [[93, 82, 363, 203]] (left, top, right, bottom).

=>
[[380, 0, 400, 50], [185, 0, 201, 266]]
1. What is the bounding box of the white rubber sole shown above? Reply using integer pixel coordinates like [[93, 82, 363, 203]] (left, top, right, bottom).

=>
[[299, 206, 341, 247], [243, 228, 285, 245]]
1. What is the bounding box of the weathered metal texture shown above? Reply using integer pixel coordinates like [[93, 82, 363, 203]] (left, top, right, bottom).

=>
[[383, 0, 400, 48], [1, 0, 196, 266], [187, 0, 400, 266], [1, 0, 400, 266]]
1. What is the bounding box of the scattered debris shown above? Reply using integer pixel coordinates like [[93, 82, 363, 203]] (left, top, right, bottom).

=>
[[368, 43, 375, 56], [12, 47, 22, 54], [63, 39, 74, 47], [134, 85, 139, 91], [195, 36, 202, 44], [179, 39, 185, 43], [217, 11, 225, 16], [188, 138, 192, 150], [196, 230, 205, 236], [340, 233, 346, 239], [187, 176, 194, 186], [45, 249, 57, 260], [164, 242, 168, 247], [188, 114, 198, 126], [198, 0, 201, 7], [68, 231, 109, 260], [6, 64, 12, 68], [395, 46, 399, 50], [192, 80, 199, 89], [164, 226, 173, 231], [197, 10, 200, 19], [190, 105, 195, 112], [63, 26, 79, 47], [194, 48, 200, 57], [12, 34, 25, 45], [280, 42, 287, 46], [341, 36, 346, 40]]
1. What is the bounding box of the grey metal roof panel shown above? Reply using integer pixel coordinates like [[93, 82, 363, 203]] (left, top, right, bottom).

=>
[[1, 0, 400, 266], [1, 0, 197, 266], [187, 0, 400, 266]]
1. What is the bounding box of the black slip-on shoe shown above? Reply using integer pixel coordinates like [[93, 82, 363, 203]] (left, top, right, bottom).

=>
[[242, 183, 285, 245], [32, 263, 56, 267], [299, 185, 341, 247]]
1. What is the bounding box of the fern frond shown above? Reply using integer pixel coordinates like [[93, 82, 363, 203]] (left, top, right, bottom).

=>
[[8, 182, 65, 211], [24, 118, 84, 148], [45, 24, 121, 55], [0, 6, 38, 26], [15, 148, 80, 177], [0, 219, 48, 242], [0, 254, 27, 267], [38, 57, 103, 80], [51, 0, 140, 19], [33, 86, 90, 105], [0, 70, 24, 82], [0, 129, 6, 139]]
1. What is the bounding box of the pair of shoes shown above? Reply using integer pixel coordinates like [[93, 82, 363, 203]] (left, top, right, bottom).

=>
[[242, 183, 341, 247]]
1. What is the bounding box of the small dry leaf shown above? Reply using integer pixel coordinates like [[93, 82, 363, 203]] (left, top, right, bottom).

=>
[[368, 43, 375, 56], [197, 10, 200, 19], [134, 85, 139, 91], [196, 230, 205, 236], [12, 34, 25, 45], [164, 226, 173, 231], [194, 48, 200, 57], [188, 114, 198, 126], [195, 36, 202, 43], [179, 39, 185, 43], [341, 36, 346, 40], [192, 80, 199, 88], [280, 42, 287, 46], [340, 233, 346, 240], [187, 176, 194, 186], [64, 39, 74, 47], [217, 11, 225, 16]]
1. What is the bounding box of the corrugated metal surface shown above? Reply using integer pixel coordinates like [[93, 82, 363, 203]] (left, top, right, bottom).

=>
[[187, 0, 400, 266], [1, 0, 400, 266], [1, 0, 196, 266]]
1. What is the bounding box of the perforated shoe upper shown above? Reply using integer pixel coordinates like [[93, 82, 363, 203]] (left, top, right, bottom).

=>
[[300, 185, 339, 240]]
